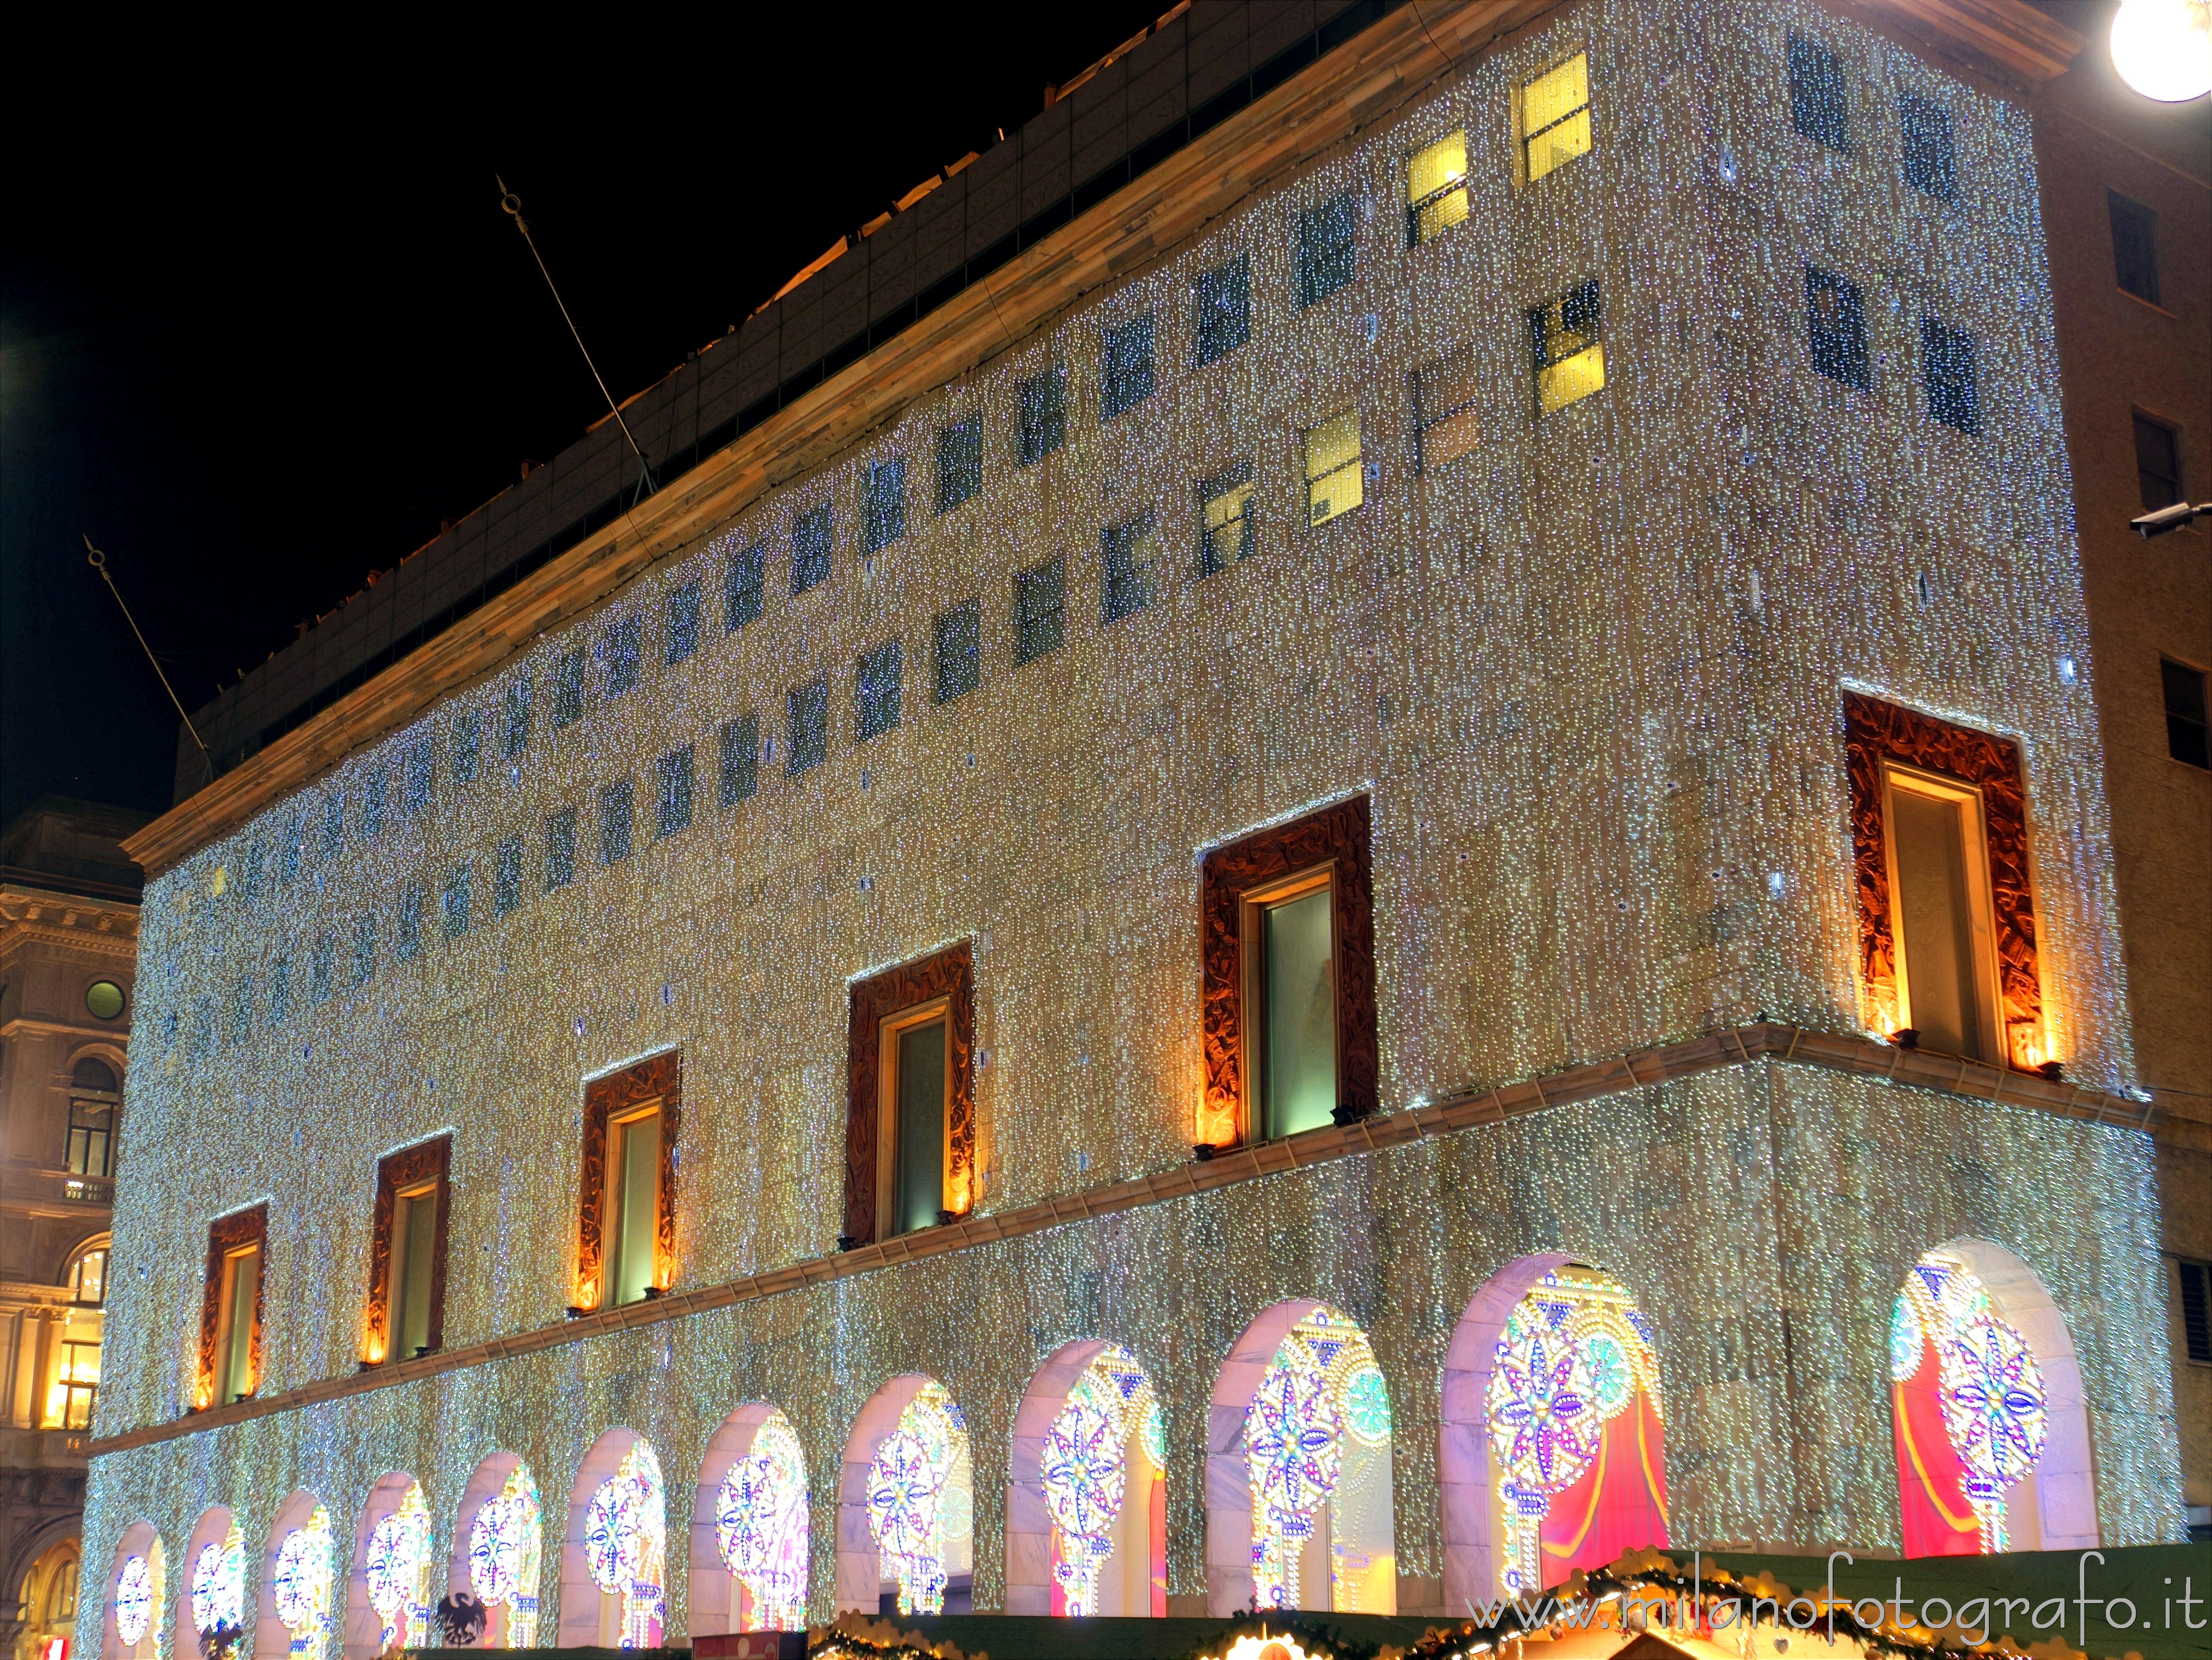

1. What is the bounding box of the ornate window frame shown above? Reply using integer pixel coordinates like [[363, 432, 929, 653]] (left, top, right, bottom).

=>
[[843, 940, 975, 1246], [196, 1203, 267, 1409], [1198, 795, 1378, 1149], [363, 1134, 452, 1364], [575, 1051, 682, 1309], [1844, 692, 2045, 1070]]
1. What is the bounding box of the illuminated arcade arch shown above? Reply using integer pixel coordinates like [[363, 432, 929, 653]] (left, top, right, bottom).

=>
[[1205, 1301, 1395, 1617], [836, 1376, 974, 1617], [560, 1430, 667, 1648], [1006, 1342, 1167, 1618], [103, 1524, 164, 1660], [178, 1507, 246, 1658], [1442, 1255, 1668, 1606], [344, 1475, 432, 1660], [1890, 1239, 2097, 1554], [256, 1494, 335, 1660], [690, 1405, 810, 1635], [448, 1453, 543, 1648]]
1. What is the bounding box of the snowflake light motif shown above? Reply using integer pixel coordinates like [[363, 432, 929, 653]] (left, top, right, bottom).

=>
[[270, 1507, 335, 1660], [114, 1554, 157, 1648], [1246, 1342, 1341, 1609], [189, 1528, 245, 1636], [467, 1463, 543, 1646], [869, 1428, 947, 1613], [1043, 1397, 1127, 1616], [364, 1484, 434, 1650], [716, 1414, 808, 1631], [585, 1443, 666, 1647]]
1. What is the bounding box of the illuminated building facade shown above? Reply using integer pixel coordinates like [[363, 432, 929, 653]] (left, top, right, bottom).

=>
[[85, 0, 2196, 1649]]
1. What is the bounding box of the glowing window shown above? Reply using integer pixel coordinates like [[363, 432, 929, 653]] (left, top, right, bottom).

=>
[[1884, 766, 2000, 1062], [1249, 868, 1337, 1139], [55, 1339, 98, 1430], [605, 1107, 662, 1308], [363, 1484, 434, 1651], [1528, 282, 1606, 415], [212, 1242, 260, 1404], [1200, 465, 1255, 575], [381, 1153, 443, 1363], [67, 1246, 107, 1306], [880, 1000, 952, 1239], [868, 1382, 972, 1616], [1247, 1309, 1393, 1611], [586, 1442, 667, 1647], [468, 1463, 544, 1647], [1406, 131, 1469, 245], [1522, 54, 1591, 183], [270, 1506, 335, 1660], [1415, 345, 1482, 471], [1303, 410, 1363, 526], [715, 1413, 809, 1632]]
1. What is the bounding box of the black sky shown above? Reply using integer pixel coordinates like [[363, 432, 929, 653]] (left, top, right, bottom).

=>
[[1, 6, 1164, 824]]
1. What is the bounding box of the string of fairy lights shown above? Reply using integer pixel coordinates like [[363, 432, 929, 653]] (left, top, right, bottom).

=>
[[88, 0, 2172, 1645]]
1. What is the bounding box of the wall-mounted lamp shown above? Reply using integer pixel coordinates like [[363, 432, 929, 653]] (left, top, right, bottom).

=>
[[2132, 500, 2212, 538], [2111, 0, 2212, 102]]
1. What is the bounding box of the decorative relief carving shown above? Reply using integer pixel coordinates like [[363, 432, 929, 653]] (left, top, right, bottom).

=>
[[1198, 794, 1378, 1147], [1844, 693, 2043, 1068], [364, 1135, 452, 1363], [195, 1203, 267, 1409], [844, 940, 975, 1246], [577, 1050, 683, 1306]]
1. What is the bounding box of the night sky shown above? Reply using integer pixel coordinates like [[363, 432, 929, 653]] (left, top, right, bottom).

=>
[[1, 7, 1164, 826]]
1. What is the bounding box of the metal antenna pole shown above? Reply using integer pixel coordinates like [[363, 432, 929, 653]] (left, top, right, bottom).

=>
[[497, 175, 656, 501], [85, 535, 216, 782]]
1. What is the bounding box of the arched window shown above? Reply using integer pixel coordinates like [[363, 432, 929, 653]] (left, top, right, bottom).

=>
[[348, 1475, 433, 1659], [72, 1057, 119, 1093], [18, 1541, 82, 1660], [693, 1405, 810, 1635], [260, 1495, 336, 1660], [451, 1454, 542, 1648], [1207, 1302, 1394, 1616], [1008, 1343, 1166, 1617], [67, 1239, 109, 1307], [837, 1377, 973, 1616], [562, 1431, 666, 1648], [181, 1508, 246, 1653], [68, 1059, 119, 1187], [1442, 1257, 1668, 1606], [104, 1526, 165, 1660], [1890, 1241, 2096, 1553]]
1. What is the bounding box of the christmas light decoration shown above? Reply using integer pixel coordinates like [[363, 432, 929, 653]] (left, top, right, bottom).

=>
[[868, 1383, 969, 1616], [113, 1552, 160, 1649], [188, 1525, 244, 1638], [584, 1441, 666, 1647], [1246, 1308, 1389, 1611], [467, 1462, 543, 1647], [270, 1506, 335, 1660], [714, 1411, 809, 1631], [362, 1481, 434, 1650]]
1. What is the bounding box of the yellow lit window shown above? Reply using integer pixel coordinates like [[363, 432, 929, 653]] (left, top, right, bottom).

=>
[[1522, 52, 1593, 183], [1201, 466, 1255, 572], [1406, 130, 1469, 246], [1528, 281, 1606, 415], [1415, 344, 1483, 470], [1304, 411, 1363, 526]]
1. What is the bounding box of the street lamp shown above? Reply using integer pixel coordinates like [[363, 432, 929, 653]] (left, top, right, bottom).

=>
[[2110, 0, 2212, 102], [2132, 501, 2212, 537]]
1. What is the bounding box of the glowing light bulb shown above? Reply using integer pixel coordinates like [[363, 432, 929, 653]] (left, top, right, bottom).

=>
[[2111, 0, 2212, 102]]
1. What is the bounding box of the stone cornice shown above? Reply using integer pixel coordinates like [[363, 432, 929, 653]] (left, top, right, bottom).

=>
[[83, 1021, 2152, 1458]]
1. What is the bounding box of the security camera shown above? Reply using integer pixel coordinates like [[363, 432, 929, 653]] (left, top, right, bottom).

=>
[[2132, 501, 2209, 538]]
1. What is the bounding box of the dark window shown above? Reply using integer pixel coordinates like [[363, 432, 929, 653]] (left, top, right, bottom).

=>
[[1788, 30, 1851, 152], [857, 641, 903, 741], [2110, 191, 2160, 305], [351, 913, 377, 986], [362, 769, 387, 839], [545, 806, 578, 890], [1296, 191, 1359, 309], [2182, 1260, 2212, 1363], [321, 792, 344, 858], [656, 747, 695, 836], [1806, 264, 1872, 390], [1014, 557, 1067, 666], [237, 841, 265, 910], [1102, 515, 1161, 623], [67, 1099, 113, 1179], [503, 675, 532, 759], [600, 614, 643, 699], [552, 648, 588, 727], [2136, 413, 2184, 511], [452, 712, 481, 784], [864, 458, 907, 553], [312, 933, 336, 1002], [268, 956, 290, 1025], [666, 580, 701, 665], [441, 864, 471, 938], [936, 421, 983, 513], [70, 1057, 117, 1093], [1195, 256, 1251, 367], [281, 809, 303, 882], [1101, 314, 1156, 421], [1199, 464, 1255, 575], [397, 883, 426, 961], [726, 541, 766, 630], [1920, 318, 1980, 433], [792, 505, 834, 594], [934, 601, 981, 704], [1019, 367, 1067, 465], [600, 779, 635, 864], [403, 740, 434, 817], [494, 837, 523, 916], [227, 975, 253, 1045], [2165, 659, 2210, 769], [1899, 93, 1955, 200], [788, 677, 830, 774], [720, 714, 760, 805]]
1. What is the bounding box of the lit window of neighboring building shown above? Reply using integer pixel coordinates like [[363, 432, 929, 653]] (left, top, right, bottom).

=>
[[1194, 255, 1251, 367], [2109, 190, 2160, 306], [725, 540, 766, 630], [1529, 281, 1606, 415], [1019, 366, 1066, 464], [936, 420, 982, 514], [857, 641, 903, 742], [1806, 264, 1872, 391], [67, 1243, 107, 1306], [665, 580, 701, 665], [655, 748, 694, 837], [1295, 191, 1358, 310], [1521, 54, 1592, 184], [1303, 411, 1364, 526], [2134, 411, 2182, 511], [56, 1340, 99, 1430], [935, 601, 981, 705], [1414, 345, 1482, 472], [2165, 659, 2210, 770], [720, 715, 760, 805], [1788, 29, 1851, 152], [1101, 515, 1161, 624], [1407, 130, 1469, 243], [864, 458, 907, 553], [1014, 557, 1067, 666], [787, 676, 830, 775], [1101, 314, 1156, 421], [1200, 465, 1255, 574], [1919, 317, 1980, 434], [791, 505, 834, 595], [1898, 92, 1955, 201]]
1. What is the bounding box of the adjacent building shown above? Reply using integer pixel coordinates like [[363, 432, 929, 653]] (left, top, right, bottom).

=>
[[81, 2, 2207, 1657]]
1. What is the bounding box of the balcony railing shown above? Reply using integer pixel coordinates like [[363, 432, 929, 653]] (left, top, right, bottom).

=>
[[0, 1165, 116, 1208]]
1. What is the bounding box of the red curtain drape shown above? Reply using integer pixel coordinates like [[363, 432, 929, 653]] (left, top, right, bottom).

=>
[[1540, 1390, 1669, 1577], [1894, 1336, 1981, 1557]]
